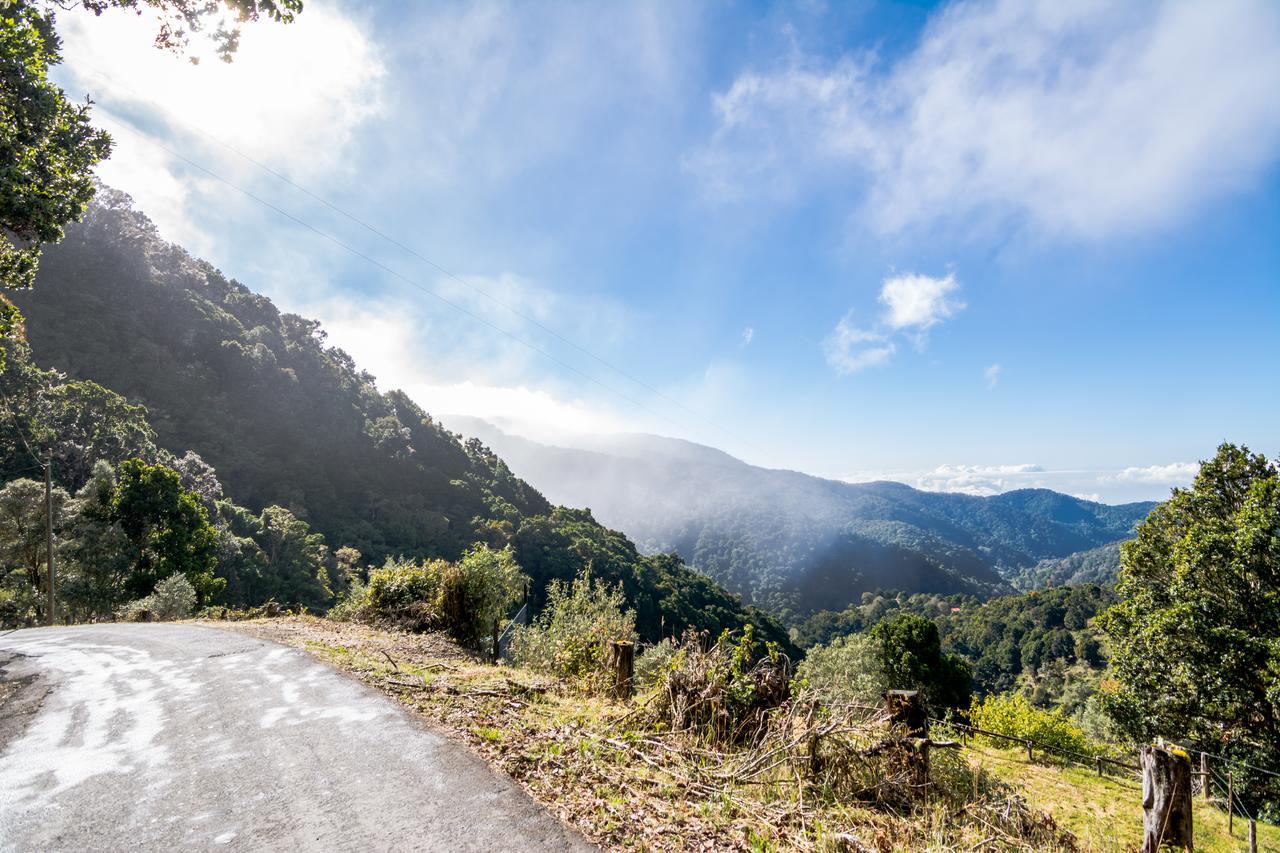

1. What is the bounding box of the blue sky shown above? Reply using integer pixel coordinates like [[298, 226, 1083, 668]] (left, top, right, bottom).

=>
[[50, 0, 1280, 503]]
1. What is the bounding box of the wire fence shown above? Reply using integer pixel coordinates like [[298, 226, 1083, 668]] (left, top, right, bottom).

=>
[[920, 712, 1275, 847]]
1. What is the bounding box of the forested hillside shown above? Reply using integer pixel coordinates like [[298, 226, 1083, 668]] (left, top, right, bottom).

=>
[[5, 188, 788, 648], [1012, 542, 1125, 590], [447, 418, 1153, 619]]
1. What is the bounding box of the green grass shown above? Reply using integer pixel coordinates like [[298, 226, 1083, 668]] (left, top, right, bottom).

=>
[[969, 743, 1280, 851]]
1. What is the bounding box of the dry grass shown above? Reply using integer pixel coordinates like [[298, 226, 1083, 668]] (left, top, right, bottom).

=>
[[213, 616, 1081, 851], [968, 742, 1280, 852]]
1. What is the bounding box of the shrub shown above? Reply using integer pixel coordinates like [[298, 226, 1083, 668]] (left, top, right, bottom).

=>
[[969, 692, 1094, 760], [327, 579, 369, 623], [650, 626, 790, 745], [435, 545, 527, 648], [365, 557, 444, 630], [511, 569, 636, 692], [118, 573, 196, 622], [795, 632, 886, 707], [634, 637, 679, 690]]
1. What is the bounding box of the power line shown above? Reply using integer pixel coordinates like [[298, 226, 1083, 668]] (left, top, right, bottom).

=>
[[78, 66, 757, 452]]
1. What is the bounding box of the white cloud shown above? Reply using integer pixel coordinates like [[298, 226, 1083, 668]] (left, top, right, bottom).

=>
[[823, 313, 895, 374], [984, 363, 1001, 388], [694, 0, 1280, 240], [914, 463, 1046, 496], [880, 272, 962, 331], [825, 271, 961, 373], [1110, 462, 1198, 485], [741, 326, 755, 347]]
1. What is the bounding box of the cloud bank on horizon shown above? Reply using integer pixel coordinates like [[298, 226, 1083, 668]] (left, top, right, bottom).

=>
[[46, 0, 1280, 505]]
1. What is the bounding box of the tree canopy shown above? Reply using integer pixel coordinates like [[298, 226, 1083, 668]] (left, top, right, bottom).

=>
[[1098, 443, 1280, 808]]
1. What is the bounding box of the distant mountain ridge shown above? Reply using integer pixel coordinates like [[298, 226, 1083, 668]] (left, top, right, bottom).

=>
[[444, 417, 1155, 619]]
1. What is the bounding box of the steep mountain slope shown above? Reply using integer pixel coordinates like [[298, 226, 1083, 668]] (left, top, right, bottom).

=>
[[12, 189, 790, 648], [444, 417, 1153, 617]]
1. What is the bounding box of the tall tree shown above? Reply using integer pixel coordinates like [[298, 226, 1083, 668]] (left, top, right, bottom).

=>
[[110, 457, 221, 604], [1098, 443, 1280, 807]]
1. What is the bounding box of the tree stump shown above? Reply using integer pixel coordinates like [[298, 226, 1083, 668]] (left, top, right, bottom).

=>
[[1141, 745, 1193, 852], [265, 602, 280, 618], [605, 640, 634, 700]]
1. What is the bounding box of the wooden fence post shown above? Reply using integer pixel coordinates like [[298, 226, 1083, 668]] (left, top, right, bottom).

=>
[[1249, 819, 1257, 853], [1140, 745, 1193, 853], [1200, 752, 1209, 801], [605, 640, 634, 700], [1228, 773, 1234, 836]]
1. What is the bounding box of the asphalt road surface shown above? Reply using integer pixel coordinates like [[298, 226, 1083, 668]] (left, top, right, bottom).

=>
[[0, 624, 594, 852]]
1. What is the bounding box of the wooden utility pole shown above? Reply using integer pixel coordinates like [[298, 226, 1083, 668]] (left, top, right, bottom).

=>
[[1140, 745, 1193, 852], [44, 454, 55, 626]]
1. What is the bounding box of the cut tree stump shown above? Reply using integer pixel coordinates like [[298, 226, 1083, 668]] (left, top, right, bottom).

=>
[[605, 640, 634, 700], [1141, 745, 1193, 852]]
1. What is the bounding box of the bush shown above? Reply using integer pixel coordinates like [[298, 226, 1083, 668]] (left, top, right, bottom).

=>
[[326, 579, 369, 623], [795, 632, 886, 706], [118, 573, 196, 622], [871, 613, 972, 710], [634, 638, 679, 690], [364, 557, 444, 630], [650, 626, 790, 745], [511, 569, 636, 692], [969, 692, 1094, 760], [435, 545, 527, 648]]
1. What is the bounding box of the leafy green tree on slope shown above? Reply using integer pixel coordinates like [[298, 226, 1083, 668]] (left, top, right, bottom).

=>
[[110, 458, 221, 604], [1098, 443, 1280, 808]]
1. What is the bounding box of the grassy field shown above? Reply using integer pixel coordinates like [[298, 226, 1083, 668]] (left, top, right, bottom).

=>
[[969, 742, 1279, 852]]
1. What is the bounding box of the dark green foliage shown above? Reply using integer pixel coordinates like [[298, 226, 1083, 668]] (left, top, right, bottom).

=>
[[0, 476, 67, 623], [1098, 443, 1280, 810], [110, 458, 221, 604], [870, 613, 971, 710], [0, 2, 112, 291]]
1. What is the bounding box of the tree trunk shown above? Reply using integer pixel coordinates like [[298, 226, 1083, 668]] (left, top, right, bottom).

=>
[[1141, 745, 1193, 852]]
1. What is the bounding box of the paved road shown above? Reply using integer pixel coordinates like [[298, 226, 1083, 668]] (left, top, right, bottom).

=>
[[0, 624, 593, 852]]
